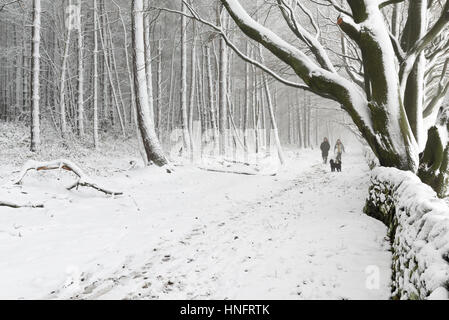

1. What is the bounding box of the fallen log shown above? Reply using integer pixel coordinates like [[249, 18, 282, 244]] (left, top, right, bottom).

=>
[[14, 159, 123, 196], [222, 158, 252, 167], [0, 201, 44, 208], [198, 166, 277, 177]]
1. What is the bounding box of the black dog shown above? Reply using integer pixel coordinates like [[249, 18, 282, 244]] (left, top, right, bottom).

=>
[[330, 159, 342, 172]]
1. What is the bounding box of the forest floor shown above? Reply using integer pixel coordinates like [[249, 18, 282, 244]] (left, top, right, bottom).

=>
[[0, 124, 391, 300]]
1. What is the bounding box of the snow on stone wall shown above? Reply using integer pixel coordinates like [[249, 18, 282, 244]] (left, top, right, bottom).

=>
[[363, 146, 380, 170], [364, 167, 449, 300]]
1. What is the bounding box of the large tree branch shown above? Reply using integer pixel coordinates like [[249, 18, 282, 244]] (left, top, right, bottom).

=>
[[319, 0, 353, 17], [408, 2, 449, 57], [220, 0, 376, 143], [277, 0, 336, 72], [219, 0, 349, 97], [0, 0, 21, 12], [400, 1, 449, 94], [337, 14, 361, 44], [389, 31, 405, 62], [295, 0, 320, 36], [424, 60, 449, 118], [153, 4, 311, 91], [424, 82, 449, 118], [379, 0, 406, 9], [340, 34, 365, 87]]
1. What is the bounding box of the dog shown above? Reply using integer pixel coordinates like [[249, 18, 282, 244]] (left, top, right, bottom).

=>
[[330, 159, 342, 172]]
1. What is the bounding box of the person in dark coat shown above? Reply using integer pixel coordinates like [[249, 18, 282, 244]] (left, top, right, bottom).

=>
[[320, 137, 331, 164]]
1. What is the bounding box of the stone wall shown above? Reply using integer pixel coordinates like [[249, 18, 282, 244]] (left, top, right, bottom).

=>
[[364, 167, 449, 299]]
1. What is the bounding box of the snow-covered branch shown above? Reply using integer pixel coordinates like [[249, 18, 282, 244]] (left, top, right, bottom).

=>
[[153, 3, 311, 91], [0, 200, 44, 209], [14, 159, 123, 196], [400, 1, 449, 94], [219, 0, 369, 105], [378, 0, 406, 9], [277, 0, 336, 72]]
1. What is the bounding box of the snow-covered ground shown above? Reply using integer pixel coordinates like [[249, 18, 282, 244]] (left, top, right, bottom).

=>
[[0, 150, 391, 300]]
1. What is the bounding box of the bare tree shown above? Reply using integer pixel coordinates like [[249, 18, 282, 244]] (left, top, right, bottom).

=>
[[59, 0, 73, 138], [189, 19, 197, 161], [93, 0, 99, 148], [218, 5, 228, 156], [131, 0, 168, 167], [259, 47, 285, 164], [77, 0, 84, 137], [143, 0, 155, 121], [30, 0, 41, 152], [180, 2, 192, 158]]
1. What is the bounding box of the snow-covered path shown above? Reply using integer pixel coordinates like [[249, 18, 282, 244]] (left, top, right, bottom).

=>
[[0, 152, 391, 300]]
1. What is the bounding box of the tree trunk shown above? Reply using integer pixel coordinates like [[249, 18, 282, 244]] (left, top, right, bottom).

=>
[[259, 47, 285, 164], [188, 20, 197, 161], [77, 0, 84, 137], [97, 8, 126, 136], [303, 92, 307, 148], [418, 109, 449, 197], [156, 38, 163, 138], [30, 0, 41, 152], [93, 0, 99, 148], [131, 0, 168, 167], [105, 8, 128, 126], [143, 0, 155, 121], [402, 0, 427, 149], [180, 2, 192, 157], [59, 6, 72, 138], [243, 43, 250, 154], [218, 6, 228, 157], [14, 23, 22, 117], [205, 44, 219, 151], [296, 92, 303, 148]]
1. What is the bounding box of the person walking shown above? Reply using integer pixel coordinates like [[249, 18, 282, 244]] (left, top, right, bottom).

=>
[[320, 137, 330, 164], [334, 139, 345, 162]]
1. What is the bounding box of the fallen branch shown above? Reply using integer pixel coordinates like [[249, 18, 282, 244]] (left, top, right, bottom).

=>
[[202, 155, 264, 168], [221, 158, 253, 167], [198, 166, 277, 177], [14, 159, 123, 196], [0, 201, 44, 209], [66, 180, 122, 196]]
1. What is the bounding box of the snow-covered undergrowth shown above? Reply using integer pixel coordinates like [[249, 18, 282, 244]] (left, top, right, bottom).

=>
[[0, 121, 141, 177], [365, 168, 449, 300]]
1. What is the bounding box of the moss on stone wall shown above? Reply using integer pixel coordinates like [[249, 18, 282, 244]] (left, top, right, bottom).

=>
[[365, 169, 449, 300]]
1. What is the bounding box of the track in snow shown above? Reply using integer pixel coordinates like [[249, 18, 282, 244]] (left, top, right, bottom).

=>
[[44, 153, 392, 300]]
